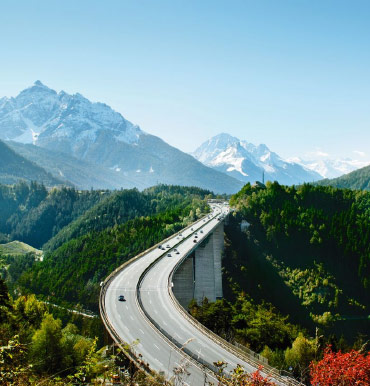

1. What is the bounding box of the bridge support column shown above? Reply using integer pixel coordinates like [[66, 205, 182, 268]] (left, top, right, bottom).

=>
[[194, 222, 224, 303], [172, 254, 194, 308]]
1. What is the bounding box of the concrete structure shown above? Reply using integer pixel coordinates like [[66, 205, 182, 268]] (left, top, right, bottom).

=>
[[173, 222, 224, 307], [172, 254, 194, 308], [100, 203, 296, 385]]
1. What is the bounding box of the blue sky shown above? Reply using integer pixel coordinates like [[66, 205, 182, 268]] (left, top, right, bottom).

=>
[[0, 0, 369, 160]]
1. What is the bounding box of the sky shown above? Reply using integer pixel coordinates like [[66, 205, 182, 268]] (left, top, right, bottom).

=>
[[0, 0, 369, 161]]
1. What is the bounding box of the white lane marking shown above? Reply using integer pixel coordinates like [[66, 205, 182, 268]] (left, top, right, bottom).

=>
[[154, 344, 160, 350], [130, 316, 134, 321], [139, 329, 144, 335], [154, 358, 163, 366], [154, 310, 158, 314], [149, 300, 152, 304], [125, 305, 128, 310], [174, 332, 183, 340], [163, 321, 168, 326]]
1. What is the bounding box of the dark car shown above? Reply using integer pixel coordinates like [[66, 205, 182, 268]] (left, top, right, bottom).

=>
[[193, 239, 197, 243], [118, 295, 126, 302]]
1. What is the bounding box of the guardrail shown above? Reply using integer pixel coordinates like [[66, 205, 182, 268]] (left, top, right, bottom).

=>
[[167, 225, 303, 386]]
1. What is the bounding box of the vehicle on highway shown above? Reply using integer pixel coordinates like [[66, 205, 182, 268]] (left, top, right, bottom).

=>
[[176, 251, 180, 254], [193, 239, 197, 243], [194, 235, 198, 238], [191, 227, 194, 231], [166, 244, 170, 248], [118, 295, 126, 302], [200, 230, 203, 233], [167, 253, 171, 257], [158, 245, 162, 249]]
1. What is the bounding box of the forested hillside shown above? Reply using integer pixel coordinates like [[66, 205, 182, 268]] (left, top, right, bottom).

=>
[[44, 184, 211, 251], [188, 182, 370, 382], [226, 182, 369, 336], [0, 184, 211, 310], [0, 182, 109, 248], [0, 140, 66, 187], [317, 164, 370, 191]]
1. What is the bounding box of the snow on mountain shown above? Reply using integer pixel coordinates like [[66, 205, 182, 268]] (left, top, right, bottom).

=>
[[0, 80, 142, 149], [192, 133, 322, 185], [0, 82, 243, 194], [288, 156, 370, 179]]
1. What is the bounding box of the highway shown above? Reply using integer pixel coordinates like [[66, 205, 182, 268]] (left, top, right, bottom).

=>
[[101, 203, 295, 385]]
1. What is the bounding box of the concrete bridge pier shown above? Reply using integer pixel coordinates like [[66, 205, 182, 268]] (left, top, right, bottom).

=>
[[173, 222, 224, 308]]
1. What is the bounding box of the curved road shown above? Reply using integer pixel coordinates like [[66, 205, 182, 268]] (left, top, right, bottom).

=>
[[102, 204, 293, 385]]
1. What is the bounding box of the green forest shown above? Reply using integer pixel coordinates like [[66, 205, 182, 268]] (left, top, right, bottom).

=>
[[0, 182, 212, 384], [189, 182, 370, 382], [2, 180, 370, 384], [0, 182, 211, 311]]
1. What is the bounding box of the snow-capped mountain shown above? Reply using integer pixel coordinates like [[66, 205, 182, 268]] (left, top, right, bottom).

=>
[[0, 82, 243, 194], [288, 156, 370, 179], [0, 80, 142, 151], [192, 133, 322, 185]]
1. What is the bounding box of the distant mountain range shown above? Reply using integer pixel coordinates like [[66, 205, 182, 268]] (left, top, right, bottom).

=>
[[2, 81, 367, 192], [192, 133, 322, 185], [0, 81, 243, 193], [288, 155, 369, 179]]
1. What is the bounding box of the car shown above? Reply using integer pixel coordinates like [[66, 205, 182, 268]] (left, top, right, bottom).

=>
[[193, 239, 197, 243], [194, 235, 198, 238], [200, 230, 203, 233], [191, 227, 194, 231], [118, 295, 126, 302], [166, 244, 170, 248], [158, 245, 162, 249], [167, 253, 172, 257], [173, 248, 177, 252], [179, 233, 182, 236], [176, 251, 180, 254]]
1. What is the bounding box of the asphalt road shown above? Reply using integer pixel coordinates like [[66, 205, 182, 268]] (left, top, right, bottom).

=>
[[103, 203, 287, 385]]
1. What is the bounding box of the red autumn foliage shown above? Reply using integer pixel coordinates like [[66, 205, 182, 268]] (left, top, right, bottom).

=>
[[310, 346, 370, 385], [249, 366, 276, 385]]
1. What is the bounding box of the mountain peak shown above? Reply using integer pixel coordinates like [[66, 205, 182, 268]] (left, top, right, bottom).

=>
[[0, 82, 143, 147], [34, 80, 45, 87], [193, 132, 323, 184]]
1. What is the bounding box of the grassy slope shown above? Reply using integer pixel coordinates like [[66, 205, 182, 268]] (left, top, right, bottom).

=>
[[0, 241, 42, 257]]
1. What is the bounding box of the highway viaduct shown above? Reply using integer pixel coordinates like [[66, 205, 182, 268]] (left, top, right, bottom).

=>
[[99, 202, 299, 385]]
